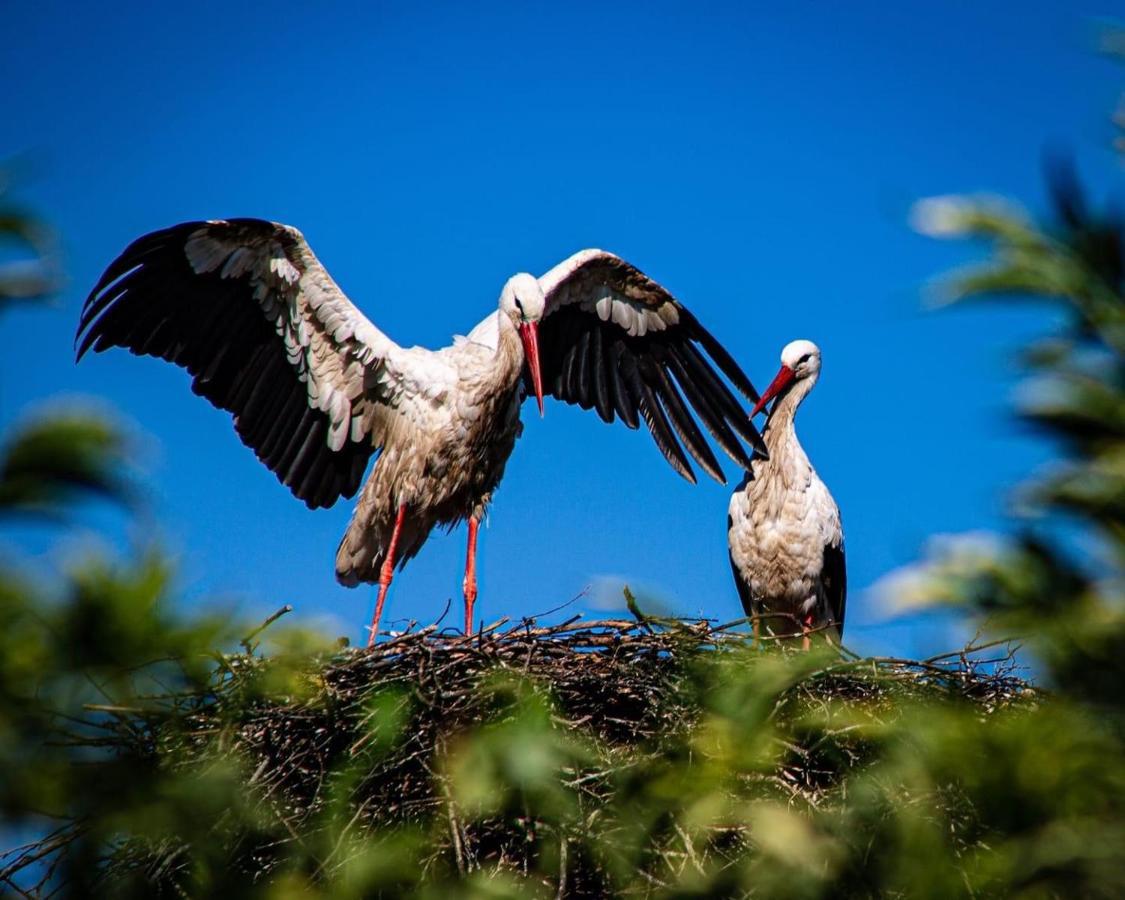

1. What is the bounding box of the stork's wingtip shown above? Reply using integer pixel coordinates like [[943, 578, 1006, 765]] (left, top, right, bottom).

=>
[[672, 463, 698, 486], [698, 459, 727, 485], [74, 329, 98, 363]]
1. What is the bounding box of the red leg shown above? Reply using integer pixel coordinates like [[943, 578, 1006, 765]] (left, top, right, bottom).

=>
[[802, 613, 815, 652], [462, 516, 480, 634], [368, 504, 406, 648]]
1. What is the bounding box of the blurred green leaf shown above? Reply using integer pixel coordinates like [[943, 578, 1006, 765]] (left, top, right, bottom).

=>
[[0, 174, 58, 304], [0, 411, 136, 516]]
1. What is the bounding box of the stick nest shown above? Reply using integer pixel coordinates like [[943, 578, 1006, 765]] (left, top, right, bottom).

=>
[[13, 616, 1037, 895]]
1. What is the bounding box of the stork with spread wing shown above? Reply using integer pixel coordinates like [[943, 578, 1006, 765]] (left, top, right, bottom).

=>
[[78, 220, 764, 643]]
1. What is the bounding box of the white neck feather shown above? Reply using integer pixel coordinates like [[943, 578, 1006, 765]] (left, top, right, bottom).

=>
[[763, 373, 816, 458]]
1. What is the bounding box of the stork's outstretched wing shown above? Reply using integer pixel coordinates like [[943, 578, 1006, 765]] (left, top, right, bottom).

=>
[[77, 219, 444, 509], [536, 249, 764, 484]]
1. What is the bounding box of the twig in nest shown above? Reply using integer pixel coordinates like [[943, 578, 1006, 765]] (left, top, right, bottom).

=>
[[240, 604, 294, 653]]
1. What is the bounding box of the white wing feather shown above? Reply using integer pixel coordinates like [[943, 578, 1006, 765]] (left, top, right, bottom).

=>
[[537, 249, 681, 337], [183, 222, 455, 451]]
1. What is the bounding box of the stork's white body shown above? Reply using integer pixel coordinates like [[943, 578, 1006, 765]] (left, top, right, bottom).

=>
[[727, 341, 845, 640], [336, 312, 526, 584]]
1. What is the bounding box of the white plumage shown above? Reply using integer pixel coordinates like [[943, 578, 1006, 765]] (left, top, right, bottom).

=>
[[728, 340, 846, 644], [78, 219, 766, 644]]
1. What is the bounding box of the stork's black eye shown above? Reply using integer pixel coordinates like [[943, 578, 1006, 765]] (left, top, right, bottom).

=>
[[514, 297, 525, 316], [797, 353, 811, 365]]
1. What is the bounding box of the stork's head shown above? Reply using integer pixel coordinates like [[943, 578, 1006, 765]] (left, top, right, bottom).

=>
[[500, 273, 546, 416], [751, 339, 821, 417]]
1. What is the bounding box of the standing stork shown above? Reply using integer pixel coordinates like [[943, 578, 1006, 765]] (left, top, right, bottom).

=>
[[77, 219, 765, 644], [727, 340, 845, 646]]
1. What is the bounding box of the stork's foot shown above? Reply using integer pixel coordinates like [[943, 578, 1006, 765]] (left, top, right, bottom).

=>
[[801, 613, 815, 652]]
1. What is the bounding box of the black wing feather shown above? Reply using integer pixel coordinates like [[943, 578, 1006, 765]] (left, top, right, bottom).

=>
[[537, 299, 764, 483], [590, 325, 614, 424], [609, 341, 640, 429], [76, 219, 377, 509], [574, 327, 593, 409], [822, 541, 847, 638], [645, 358, 725, 483], [621, 350, 696, 482], [664, 347, 753, 471]]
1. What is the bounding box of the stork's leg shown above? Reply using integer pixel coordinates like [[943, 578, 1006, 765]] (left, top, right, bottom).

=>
[[462, 516, 480, 634], [801, 613, 815, 652], [368, 504, 407, 648]]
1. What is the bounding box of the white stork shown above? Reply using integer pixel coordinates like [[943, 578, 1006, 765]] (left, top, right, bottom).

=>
[[727, 340, 845, 646], [77, 219, 765, 644]]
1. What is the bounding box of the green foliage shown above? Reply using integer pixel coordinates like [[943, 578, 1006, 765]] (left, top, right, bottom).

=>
[[0, 172, 57, 306], [0, 411, 136, 517], [906, 162, 1125, 713]]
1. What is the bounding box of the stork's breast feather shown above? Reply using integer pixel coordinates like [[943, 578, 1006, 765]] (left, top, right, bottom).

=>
[[728, 459, 841, 603]]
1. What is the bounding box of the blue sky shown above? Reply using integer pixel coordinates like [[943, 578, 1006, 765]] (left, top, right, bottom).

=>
[[2, 2, 1121, 658]]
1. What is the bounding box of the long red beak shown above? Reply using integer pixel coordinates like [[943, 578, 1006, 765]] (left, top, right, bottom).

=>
[[750, 365, 795, 417], [519, 322, 544, 417]]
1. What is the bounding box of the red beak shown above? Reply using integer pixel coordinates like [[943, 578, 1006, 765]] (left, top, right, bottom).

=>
[[519, 322, 545, 417], [750, 365, 795, 417]]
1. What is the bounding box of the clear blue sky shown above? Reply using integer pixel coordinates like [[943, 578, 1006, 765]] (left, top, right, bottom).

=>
[[2, 2, 1120, 658]]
